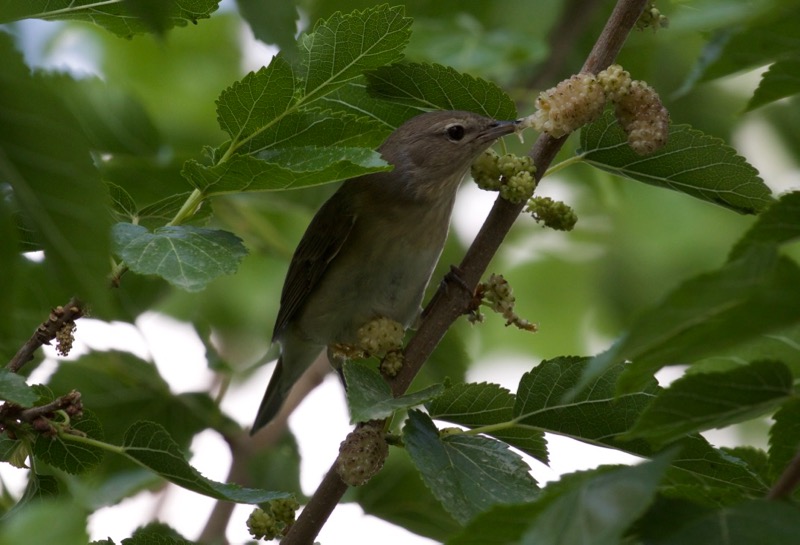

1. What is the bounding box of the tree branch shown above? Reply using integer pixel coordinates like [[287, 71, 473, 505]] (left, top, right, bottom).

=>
[[283, 2, 649, 543], [6, 297, 85, 373]]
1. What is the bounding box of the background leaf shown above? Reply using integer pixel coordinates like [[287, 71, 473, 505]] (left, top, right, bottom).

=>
[[0, 0, 221, 38], [0, 34, 113, 312], [747, 58, 800, 112]]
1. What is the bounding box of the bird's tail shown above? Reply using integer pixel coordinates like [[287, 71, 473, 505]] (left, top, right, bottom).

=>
[[251, 357, 288, 435]]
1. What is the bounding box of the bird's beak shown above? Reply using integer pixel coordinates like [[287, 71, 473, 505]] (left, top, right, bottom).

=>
[[481, 119, 520, 142]]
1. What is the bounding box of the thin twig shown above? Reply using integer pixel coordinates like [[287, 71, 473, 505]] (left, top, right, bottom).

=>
[[282, 2, 649, 543], [6, 297, 85, 373], [767, 449, 800, 500]]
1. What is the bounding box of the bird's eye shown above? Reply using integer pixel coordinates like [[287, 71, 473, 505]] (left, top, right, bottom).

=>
[[446, 124, 465, 141]]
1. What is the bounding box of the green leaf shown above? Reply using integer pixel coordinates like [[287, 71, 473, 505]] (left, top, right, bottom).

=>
[[578, 110, 773, 215], [112, 223, 248, 292], [33, 410, 105, 475], [235, 0, 299, 52], [366, 62, 518, 120], [356, 447, 461, 542], [768, 399, 800, 482], [747, 58, 800, 111], [626, 360, 794, 447], [428, 382, 548, 463], [317, 78, 424, 129], [182, 147, 390, 195], [0, 0, 221, 38], [516, 356, 658, 446], [216, 57, 296, 147], [0, 499, 88, 545], [449, 456, 672, 545], [0, 34, 112, 311], [121, 421, 286, 503], [581, 248, 800, 394], [730, 191, 800, 260], [343, 360, 443, 423], [515, 357, 767, 498], [698, 5, 800, 83], [519, 454, 672, 545], [0, 369, 38, 407], [649, 500, 800, 545], [45, 74, 162, 155], [403, 410, 537, 524], [300, 5, 412, 103]]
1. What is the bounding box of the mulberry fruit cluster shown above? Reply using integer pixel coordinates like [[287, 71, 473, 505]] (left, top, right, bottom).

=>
[[336, 425, 389, 486], [357, 317, 405, 356], [470, 274, 538, 333], [526, 196, 578, 232], [521, 64, 670, 155], [471, 149, 537, 204]]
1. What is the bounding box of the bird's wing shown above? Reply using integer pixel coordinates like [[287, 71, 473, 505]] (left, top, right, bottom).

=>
[[272, 189, 357, 340]]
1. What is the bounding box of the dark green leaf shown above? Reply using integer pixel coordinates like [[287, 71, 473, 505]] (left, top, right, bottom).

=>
[[45, 75, 161, 155], [768, 399, 800, 482], [698, 5, 800, 82], [404, 410, 537, 524], [581, 249, 800, 394], [0, 369, 38, 407], [229, 110, 389, 156], [112, 223, 248, 292], [300, 5, 412, 103], [121, 421, 287, 503], [515, 357, 766, 498], [0, 0, 221, 38], [367, 63, 518, 120], [449, 456, 671, 545], [647, 500, 800, 545], [520, 454, 672, 545], [182, 147, 390, 195], [428, 382, 547, 463], [317, 78, 424, 129], [0, 499, 88, 545], [578, 110, 773, 215], [344, 360, 443, 423], [747, 58, 800, 111], [626, 360, 794, 447], [516, 356, 658, 446], [729, 191, 800, 260], [33, 410, 105, 474], [0, 34, 112, 311], [356, 447, 461, 541]]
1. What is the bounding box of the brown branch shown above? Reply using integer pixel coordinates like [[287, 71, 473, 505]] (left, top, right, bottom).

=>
[[198, 354, 331, 543], [6, 297, 85, 373], [768, 449, 800, 501], [527, 0, 606, 89], [282, 2, 649, 543]]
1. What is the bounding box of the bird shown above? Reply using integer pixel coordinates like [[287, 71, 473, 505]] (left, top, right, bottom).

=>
[[251, 110, 519, 433]]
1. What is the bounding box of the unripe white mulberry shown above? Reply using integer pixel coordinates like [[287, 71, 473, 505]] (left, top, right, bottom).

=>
[[529, 73, 606, 138], [615, 80, 670, 155]]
